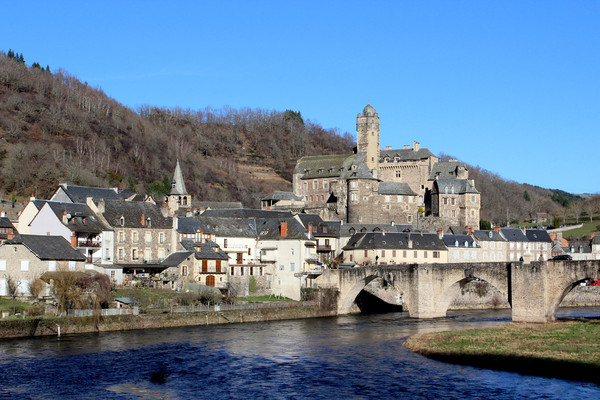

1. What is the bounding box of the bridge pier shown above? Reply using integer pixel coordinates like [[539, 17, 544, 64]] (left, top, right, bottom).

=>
[[406, 264, 447, 319]]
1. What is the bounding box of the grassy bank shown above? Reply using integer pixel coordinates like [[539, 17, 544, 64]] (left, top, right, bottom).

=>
[[404, 319, 600, 384]]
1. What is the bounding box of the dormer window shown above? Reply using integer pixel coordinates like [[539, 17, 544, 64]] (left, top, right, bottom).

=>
[[455, 240, 459, 247], [445, 187, 448, 194], [464, 241, 469, 247], [120, 216, 125, 226], [146, 218, 151, 227], [488, 231, 493, 239]]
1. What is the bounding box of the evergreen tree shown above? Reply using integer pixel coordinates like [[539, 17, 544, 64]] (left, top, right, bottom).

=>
[[7, 49, 14, 59]]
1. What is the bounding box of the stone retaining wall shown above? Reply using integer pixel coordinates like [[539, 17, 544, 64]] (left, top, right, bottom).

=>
[[0, 306, 336, 340]]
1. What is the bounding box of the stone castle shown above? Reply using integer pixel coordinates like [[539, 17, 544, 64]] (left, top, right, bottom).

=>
[[262, 105, 480, 229]]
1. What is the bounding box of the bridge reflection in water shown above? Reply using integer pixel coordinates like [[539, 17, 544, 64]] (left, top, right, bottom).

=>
[[316, 259, 600, 322]]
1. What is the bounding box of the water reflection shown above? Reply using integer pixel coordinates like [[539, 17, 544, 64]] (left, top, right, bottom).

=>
[[0, 308, 598, 399]]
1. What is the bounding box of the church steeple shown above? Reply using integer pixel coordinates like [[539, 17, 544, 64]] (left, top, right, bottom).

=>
[[170, 160, 188, 195], [165, 160, 192, 214]]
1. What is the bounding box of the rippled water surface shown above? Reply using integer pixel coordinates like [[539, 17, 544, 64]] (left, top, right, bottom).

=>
[[0, 308, 599, 399]]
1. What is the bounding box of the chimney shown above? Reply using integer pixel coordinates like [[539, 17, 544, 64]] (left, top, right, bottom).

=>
[[408, 239, 413, 249], [308, 224, 313, 239], [141, 214, 145, 226], [384, 146, 392, 150], [280, 221, 288, 238], [520, 226, 526, 235], [466, 225, 474, 235], [62, 210, 69, 224], [70, 232, 77, 248], [0, 210, 5, 218], [6, 232, 14, 240], [403, 145, 410, 150], [391, 221, 395, 226], [29, 195, 36, 202], [437, 228, 444, 239], [413, 141, 420, 151], [493, 226, 501, 232]]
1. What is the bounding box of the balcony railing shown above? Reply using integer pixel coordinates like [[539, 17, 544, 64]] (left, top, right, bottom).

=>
[[317, 245, 332, 252], [78, 241, 101, 248]]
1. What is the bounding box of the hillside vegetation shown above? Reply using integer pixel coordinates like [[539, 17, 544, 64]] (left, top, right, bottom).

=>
[[0, 51, 598, 227]]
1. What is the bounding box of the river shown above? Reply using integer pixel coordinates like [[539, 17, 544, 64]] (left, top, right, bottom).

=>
[[0, 307, 599, 399]]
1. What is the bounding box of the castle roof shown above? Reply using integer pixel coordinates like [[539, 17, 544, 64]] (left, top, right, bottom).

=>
[[433, 179, 479, 194], [201, 208, 293, 219], [294, 154, 356, 179], [428, 160, 468, 180], [361, 104, 378, 117], [380, 147, 436, 162], [346, 164, 378, 180], [378, 182, 417, 196]]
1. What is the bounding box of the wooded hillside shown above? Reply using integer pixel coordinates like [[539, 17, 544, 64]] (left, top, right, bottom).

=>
[[0, 51, 595, 226]]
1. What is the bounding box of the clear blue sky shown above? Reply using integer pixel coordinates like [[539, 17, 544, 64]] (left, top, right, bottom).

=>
[[3, 1, 599, 194]]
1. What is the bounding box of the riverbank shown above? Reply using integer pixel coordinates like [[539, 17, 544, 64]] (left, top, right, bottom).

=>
[[0, 305, 336, 339], [404, 319, 600, 385]]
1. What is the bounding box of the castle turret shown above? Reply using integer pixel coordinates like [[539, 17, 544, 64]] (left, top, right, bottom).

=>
[[356, 104, 380, 172]]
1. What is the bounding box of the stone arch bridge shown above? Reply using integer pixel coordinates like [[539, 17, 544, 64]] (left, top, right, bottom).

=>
[[315, 260, 600, 322]]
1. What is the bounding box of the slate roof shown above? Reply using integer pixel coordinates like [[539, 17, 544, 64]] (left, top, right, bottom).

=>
[[4, 234, 86, 261], [296, 213, 324, 229], [161, 251, 194, 267], [196, 216, 258, 238], [379, 147, 436, 162], [181, 240, 229, 260], [201, 209, 293, 219], [473, 230, 506, 242], [169, 160, 188, 195], [176, 217, 214, 234], [378, 182, 417, 196], [428, 160, 468, 180], [525, 229, 553, 243], [346, 164, 378, 180], [443, 234, 478, 248], [343, 232, 446, 251], [294, 154, 356, 179], [44, 202, 105, 234], [192, 201, 244, 210], [261, 191, 304, 202], [255, 218, 311, 241], [501, 228, 528, 242], [314, 221, 342, 236], [340, 223, 405, 237], [433, 179, 479, 194], [592, 236, 600, 245], [567, 241, 592, 254], [0, 217, 14, 229], [58, 184, 124, 203], [101, 201, 172, 229]]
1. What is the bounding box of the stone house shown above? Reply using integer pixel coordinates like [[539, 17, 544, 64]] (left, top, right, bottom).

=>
[[471, 229, 507, 262], [342, 232, 448, 265], [442, 234, 480, 263], [524, 229, 553, 261], [0, 214, 16, 242], [27, 201, 106, 264], [0, 235, 86, 297], [90, 199, 174, 285]]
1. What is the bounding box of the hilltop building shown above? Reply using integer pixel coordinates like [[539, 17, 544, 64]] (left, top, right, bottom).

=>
[[264, 105, 481, 229]]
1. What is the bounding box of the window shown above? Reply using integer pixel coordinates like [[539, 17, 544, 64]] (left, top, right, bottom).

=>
[[398, 195, 402, 202], [69, 261, 76, 271], [291, 248, 294, 255], [407, 215, 412, 223], [313, 180, 318, 190], [351, 181, 357, 188], [424, 251, 427, 258], [145, 249, 151, 261], [216, 260, 222, 273], [472, 195, 476, 203], [303, 182, 308, 192], [290, 263, 295, 272], [452, 210, 456, 217], [118, 248, 124, 260], [395, 170, 401, 178], [224, 239, 228, 248], [381, 250, 385, 257], [323, 180, 328, 190], [418, 196, 423, 206], [111, 271, 116, 280], [392, 250, 396, 257], [472, 251, 477, 260], [132, 231, 138, 242], [385, 195, 390, 203], [409, 196, 413, 203], [403, 250, 407, 258], [451, 198, 456, 205], [118, 231, 124, 242], [414, 251, 417, 258], [433, 251, 440, 258], [158, 248, 165, 259], [145, 232, 151, 243], [349, 254, 353, 262], [21, 260, 29, 271], [159, 233, 165, 244], [48, 260, 56, 271], [132, 249, 138, 260], [0, 260, 5, 271], [279, 265, 284, 271], [491, 242, 495, 249], [364, 250, 368, 257], [443, 198, 448, 205], [351, 193, 358, 201]]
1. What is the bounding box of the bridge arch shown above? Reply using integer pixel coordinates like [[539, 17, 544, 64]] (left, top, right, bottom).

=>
[[337, 274, 379, 313]]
